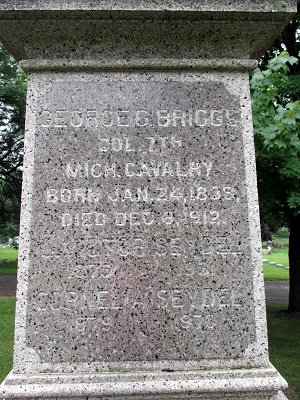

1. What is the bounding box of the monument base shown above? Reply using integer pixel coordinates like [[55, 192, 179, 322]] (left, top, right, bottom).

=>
[[1, 365, 287, 399]]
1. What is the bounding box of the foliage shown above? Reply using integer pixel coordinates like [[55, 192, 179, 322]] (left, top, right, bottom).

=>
[[0, 43, 27, 240], [260, 7, 300, 74], [251, 49, 300, 311], [275, 227, 290, 239], [251, 52, 300, 215]]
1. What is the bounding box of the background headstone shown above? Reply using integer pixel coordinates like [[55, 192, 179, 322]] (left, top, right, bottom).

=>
[[0, 1, 296, 399]]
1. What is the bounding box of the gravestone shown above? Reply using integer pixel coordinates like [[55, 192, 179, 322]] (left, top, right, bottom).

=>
[[0, 1, 296, 399]]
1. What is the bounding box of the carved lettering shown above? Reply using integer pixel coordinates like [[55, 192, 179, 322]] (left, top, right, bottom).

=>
[[36, 287, 242, 312], [99, 138, 135, 152], [27, 80, 252, 362], [102, 186, 237, 203], [76, 316, 112, 332], [61, 212, 106, 227], [47, 188, 101, 203], [66, 162, 117, 179], [124, 161, 213, 178], [39, 108, 239, 128], [60, 209, 223, 228]]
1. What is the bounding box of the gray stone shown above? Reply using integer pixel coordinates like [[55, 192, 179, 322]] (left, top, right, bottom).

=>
[[0, 1, 296, 400], [14, 79, 258, 364]]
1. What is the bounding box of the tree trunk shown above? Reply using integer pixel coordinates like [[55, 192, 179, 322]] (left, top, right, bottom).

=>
[[288, 213, 300, 312]]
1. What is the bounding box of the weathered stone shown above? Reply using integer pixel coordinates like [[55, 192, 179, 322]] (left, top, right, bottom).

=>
[[0, 1, 296, 399]]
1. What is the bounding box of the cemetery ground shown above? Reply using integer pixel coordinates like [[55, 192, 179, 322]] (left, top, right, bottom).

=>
[[0, 246, 299, 399], [262, 233, 290, 281], [0, 247, 18, 274]]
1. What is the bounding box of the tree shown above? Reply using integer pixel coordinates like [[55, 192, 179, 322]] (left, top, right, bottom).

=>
[[251, 3, 300, 312], [250, 52, 300, 312], [260, 6, 300, 75], [0, 43, 27, 241]]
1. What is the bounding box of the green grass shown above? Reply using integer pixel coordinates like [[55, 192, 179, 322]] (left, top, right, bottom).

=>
[[0, 299, 299, 400], [0, 247, 18, 274], [267, 305, 300, 400], [262, 246, 290, 280], [0, 297, 15, 382], [263, 248, 289, 267], [263, 263, 290, 280]]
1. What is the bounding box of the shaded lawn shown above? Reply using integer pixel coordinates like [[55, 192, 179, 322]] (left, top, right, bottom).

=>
[[267, 305, 300, 400], [0, 248, 18, 274], [0, 297, 15, 381], [263, 248, 289, 268], [263, 263, 289, 280], [262, 247, 289, 281]]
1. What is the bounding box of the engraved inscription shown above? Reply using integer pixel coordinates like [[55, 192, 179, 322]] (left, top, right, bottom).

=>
[[61, 160, 214, 179], [60, 209, 222, 228], [26, 80, 255, 364], [39, 108, 239, 129], [36, 287, 242, 313], [46, 185, 237, 203]]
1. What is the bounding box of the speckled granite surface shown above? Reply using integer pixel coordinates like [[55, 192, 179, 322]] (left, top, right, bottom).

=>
[[0, 1, 296, 399]]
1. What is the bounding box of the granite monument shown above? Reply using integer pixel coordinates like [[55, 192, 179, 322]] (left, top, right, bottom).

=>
[[0, 1, 296, 399]]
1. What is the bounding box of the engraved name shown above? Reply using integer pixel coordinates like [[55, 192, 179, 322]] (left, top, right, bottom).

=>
[[54, 235, 243, 258], [36, 287, 242, 312], [39, 108, 239, 128]]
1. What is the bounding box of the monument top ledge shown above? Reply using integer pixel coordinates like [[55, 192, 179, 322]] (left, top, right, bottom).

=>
[[0, 0, 296, 12], [0, 0, 297, 71]]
